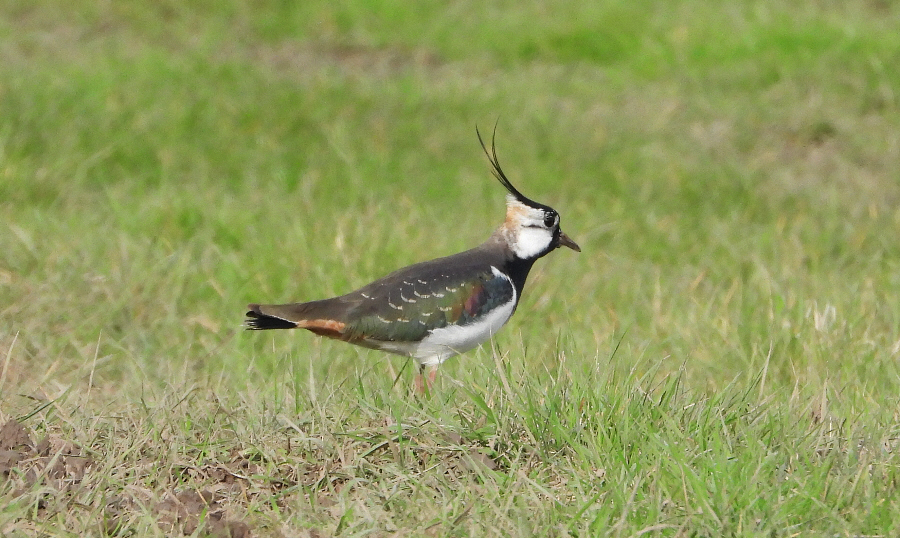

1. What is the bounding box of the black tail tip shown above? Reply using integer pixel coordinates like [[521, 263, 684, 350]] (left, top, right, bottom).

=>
[[245, 304, 297, 330]]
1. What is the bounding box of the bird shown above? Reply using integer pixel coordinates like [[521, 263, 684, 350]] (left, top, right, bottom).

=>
[[245, 127, 580, 392]]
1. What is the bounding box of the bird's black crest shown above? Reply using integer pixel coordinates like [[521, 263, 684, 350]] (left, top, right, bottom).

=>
[[476, 123, 549, 211]]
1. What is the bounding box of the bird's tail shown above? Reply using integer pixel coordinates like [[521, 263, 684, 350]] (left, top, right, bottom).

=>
[[244, 302, 348, 338], [245, 304, 299, 330]]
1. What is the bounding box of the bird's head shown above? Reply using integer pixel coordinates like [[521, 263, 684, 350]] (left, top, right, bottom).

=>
[[477, 127, 580, 260]]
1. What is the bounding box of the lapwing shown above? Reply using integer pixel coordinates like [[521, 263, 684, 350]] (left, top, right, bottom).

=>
[[245, 128, 580, 392]]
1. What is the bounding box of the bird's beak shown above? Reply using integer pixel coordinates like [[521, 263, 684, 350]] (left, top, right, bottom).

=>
[[558, 231, 581, 252]]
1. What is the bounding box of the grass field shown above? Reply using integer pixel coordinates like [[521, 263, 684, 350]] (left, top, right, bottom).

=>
[[2, 1, 900, 536]]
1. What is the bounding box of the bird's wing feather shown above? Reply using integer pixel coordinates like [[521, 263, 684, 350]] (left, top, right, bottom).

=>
[[342, 255, 514, 343]]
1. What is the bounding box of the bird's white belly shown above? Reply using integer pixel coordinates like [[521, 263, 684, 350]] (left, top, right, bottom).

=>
[[413, 293, 516, 366]]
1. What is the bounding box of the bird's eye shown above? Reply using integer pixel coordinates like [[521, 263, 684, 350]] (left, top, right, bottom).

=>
[[543, 212, 557, 227]]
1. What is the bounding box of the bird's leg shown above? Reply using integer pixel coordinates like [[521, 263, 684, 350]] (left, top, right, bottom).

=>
[[414, 364, 438, 396], [414, 363, 427, 395]]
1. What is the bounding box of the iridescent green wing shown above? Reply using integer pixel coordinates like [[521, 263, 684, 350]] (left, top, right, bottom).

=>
[[343, 262, 514, 343]]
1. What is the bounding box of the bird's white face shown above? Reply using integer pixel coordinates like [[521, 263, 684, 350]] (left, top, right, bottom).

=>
[[502, 196, 560, 260]]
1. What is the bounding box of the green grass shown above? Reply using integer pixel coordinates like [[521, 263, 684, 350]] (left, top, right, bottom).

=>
[[2, 0, 900, 535]]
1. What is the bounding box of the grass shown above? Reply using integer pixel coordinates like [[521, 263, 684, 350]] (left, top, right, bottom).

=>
[[2, 0, 900, 535]]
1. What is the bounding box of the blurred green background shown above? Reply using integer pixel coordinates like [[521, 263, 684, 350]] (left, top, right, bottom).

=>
[[2, 1, 900, 535]]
